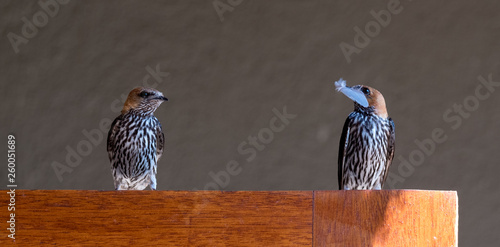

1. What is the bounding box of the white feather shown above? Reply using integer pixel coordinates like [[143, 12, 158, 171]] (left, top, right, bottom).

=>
[[334, 78, 369, 107], [335, 78, 347, 91]]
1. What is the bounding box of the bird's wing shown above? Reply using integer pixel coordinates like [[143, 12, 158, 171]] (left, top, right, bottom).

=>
[[338, 116, 352, 190], [107, 115, 123, 169], [382, 117, 396, 185], [155, 119, 165, 163]]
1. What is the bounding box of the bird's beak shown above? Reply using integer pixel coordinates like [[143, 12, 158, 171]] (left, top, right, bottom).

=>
[[156, 96, 168, 101], [335, 79, 369, 108]]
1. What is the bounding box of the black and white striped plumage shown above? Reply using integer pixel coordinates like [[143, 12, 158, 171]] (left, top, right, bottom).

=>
[[107, 87, 167, 190], [336, 79, 395, 190]]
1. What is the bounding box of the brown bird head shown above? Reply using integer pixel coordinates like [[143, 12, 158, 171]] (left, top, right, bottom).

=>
[[121, 87, 168, 115], [335, 79, 388, 118]]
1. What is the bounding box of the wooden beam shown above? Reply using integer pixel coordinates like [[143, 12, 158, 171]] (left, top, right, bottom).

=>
[[313, 190, 458, 246], [2, 191, 312, 246], [1, 190, 457, 246]]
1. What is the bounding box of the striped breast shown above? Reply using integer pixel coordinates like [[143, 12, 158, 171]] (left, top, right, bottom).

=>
[[109, 113, 160, 179], [342, 111, 392, 190]]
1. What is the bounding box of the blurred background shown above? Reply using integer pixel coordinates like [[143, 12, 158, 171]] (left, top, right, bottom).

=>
[[1, 0, 499, 245]]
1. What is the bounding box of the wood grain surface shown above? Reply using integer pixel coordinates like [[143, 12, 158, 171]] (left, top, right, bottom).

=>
[[1, 190, 312, 246], [0, 190, 458, 246], [313, 190, 458, 247]]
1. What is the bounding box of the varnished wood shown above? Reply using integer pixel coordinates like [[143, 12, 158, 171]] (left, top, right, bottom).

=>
[[0, 190, 457, 246], [1, 190, 312, 246], [313, 190, 458, 247]]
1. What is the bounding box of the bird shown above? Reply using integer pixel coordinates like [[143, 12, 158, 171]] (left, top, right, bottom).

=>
[[335, 79, 395, 190], [107, 87, 168, 190]]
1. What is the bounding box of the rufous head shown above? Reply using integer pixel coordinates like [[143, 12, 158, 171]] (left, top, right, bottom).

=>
[[335, 79, 388, 118], [121, 87, 168, 115]]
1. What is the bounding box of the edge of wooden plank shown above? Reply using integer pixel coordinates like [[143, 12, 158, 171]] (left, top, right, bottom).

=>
[[312, 190, 458, 247]]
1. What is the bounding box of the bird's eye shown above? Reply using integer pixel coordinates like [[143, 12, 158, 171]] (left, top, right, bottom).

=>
[[362, 87, 370, 95], [139, 92, 150, 98]]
